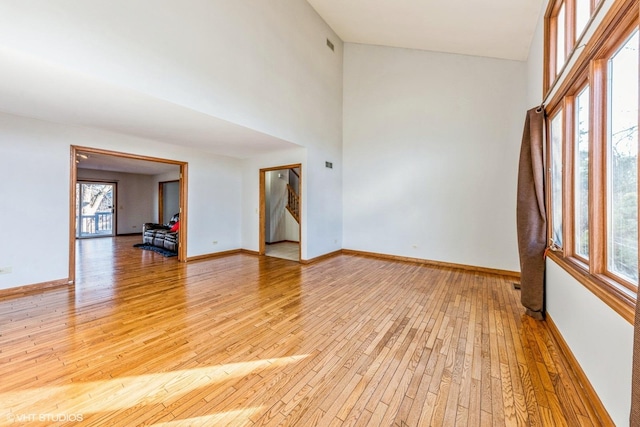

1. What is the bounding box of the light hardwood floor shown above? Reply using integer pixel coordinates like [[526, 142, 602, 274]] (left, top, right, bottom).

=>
[[0, 236, 602, 426]]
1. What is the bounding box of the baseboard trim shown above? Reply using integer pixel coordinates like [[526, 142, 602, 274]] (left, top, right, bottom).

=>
[[545, 315, 614, 426], [187, 249, 242, 262], [188, 247, 521, 278], [342, 249, 520, 279], [240, 249, 260, 256], [300, 250, 342, 265], [0, 278, 71, 299]]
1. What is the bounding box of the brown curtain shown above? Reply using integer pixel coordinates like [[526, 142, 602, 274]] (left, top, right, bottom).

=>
[[632, 299, 640, 425], [516, 107, 546, 320]]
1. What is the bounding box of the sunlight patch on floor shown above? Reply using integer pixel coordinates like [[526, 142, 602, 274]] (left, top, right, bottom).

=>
[[0, 355, 307, 420]]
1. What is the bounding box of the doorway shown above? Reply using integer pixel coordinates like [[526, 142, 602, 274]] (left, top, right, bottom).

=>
[[159, 180, 180, 224], [69, 145, 188, 285], [76, 181, 116, 238], [259, 164, 301, 262]]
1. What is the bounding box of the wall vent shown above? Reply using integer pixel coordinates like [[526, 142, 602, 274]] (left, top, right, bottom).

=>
[[326, 38, 334, 51]]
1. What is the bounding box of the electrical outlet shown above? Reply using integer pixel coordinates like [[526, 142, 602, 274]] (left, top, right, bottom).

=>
[[0, 266, 12, 275], [132, 225, 137, 229], [213, 241, 218, 245]]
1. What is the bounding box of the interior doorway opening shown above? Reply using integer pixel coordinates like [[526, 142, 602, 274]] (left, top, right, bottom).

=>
[[69, 146, 188, 284], [259, 164, 302, 262], [159, 180, 180, 224]]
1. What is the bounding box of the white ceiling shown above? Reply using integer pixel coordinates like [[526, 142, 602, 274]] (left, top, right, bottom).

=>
[[306, 0, 545, 61], [76, 152, 179, 175], [1, 2, 545, 175]]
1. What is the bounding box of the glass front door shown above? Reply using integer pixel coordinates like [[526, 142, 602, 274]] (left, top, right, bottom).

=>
[[76, 182, 116, 238]]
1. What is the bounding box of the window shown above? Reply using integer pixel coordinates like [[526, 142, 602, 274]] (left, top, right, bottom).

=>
[[574, 86, 589, 260], [556, 3, 567, 74], [550, 110, 565, 248], [607, 30, 638, 284], [545, 0, 602, 91], [576, 0, 591, 37], [544, 0, 638, 321]]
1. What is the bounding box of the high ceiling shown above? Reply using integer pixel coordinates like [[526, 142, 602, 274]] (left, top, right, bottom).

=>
[[306, 0, 545, 61], [1, 1, 546, 175]]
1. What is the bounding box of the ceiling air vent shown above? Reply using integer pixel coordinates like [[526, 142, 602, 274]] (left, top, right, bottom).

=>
[[326, 38, 334, 51]]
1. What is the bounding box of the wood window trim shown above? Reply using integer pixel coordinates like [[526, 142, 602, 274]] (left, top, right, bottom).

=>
[[546, 0, 637, 111], [543, 0, 639, 324], [547, 104, 566, 249], [564, 77, 590, 262]]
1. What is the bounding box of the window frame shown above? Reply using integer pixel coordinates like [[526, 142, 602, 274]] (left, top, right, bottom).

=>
[[548, 105, 566, 250], [572, 82, 591, 263], [544, 0, 604, 94], [544, 0, 639, 323]]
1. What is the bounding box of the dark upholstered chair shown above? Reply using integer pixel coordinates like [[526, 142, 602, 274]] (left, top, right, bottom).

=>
[[142, 213, 179, 252]]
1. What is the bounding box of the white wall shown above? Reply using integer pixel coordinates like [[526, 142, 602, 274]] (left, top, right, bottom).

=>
[[0, 0, 345, 264], [0, 0, 343, 156], [284, 211, 300, 242], [547, 261, 633, 426], [526, 4, 546, 107], [525, 2, 634, 424], [343, 43, 526, 272], [0, 113, 243, 290], [77, 169, 155, 234]]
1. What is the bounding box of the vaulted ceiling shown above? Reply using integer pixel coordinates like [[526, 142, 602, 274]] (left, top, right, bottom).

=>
[[0, 1, 545, 174], [306, 0, 545, 61]]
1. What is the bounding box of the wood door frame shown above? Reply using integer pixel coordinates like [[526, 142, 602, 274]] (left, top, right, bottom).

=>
[[69, 146, 189, 284], [259, 164, 302, 261]]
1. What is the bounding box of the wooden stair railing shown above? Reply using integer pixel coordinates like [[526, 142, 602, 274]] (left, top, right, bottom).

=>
[[286, 184, 300, 223]]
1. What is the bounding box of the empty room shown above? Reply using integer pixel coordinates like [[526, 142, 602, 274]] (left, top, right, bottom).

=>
[[0, 0, 638, 425]]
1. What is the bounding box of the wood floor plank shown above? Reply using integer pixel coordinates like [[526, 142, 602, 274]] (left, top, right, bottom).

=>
[[0, 236, 606, 426]]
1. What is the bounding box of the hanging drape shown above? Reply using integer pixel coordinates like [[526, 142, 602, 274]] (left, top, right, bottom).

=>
[[632, 298, 640, 425], [516, 107, 546, 320]]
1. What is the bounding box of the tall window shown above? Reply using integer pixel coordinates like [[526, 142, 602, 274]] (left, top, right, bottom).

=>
[[550, 110, 564, 248], [556, 3, 567, 74], [575, 86, 590, 259], [544, 0, 638, 320], [576, 0, 591, 38], [607, 29, 638, 284], [545, 0, 601, 91]]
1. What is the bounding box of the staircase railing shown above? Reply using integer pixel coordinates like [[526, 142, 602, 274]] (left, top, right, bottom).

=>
[[286, 184, 300, 223]]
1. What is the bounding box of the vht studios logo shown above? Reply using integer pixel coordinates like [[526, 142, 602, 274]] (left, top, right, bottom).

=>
[[6, 413, 84, 423]]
